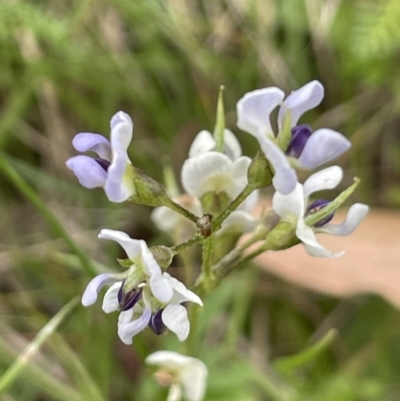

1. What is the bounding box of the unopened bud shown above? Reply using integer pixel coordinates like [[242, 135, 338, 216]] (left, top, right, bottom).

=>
[[247, 151, 273, 189]]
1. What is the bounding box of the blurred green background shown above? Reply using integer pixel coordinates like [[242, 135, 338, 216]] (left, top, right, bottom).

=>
[[1, 0, 400, 400]]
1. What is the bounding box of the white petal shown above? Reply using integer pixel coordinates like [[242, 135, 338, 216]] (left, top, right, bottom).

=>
[[181, 152, 247, 198], [139, 240, 163, 277], [237, 87, 285, 138], [102, 282, 122, 313], [256, 135, 297, 194], [162, 304, 190, 342], [162, 273, 203, 306], [223, 129, 242, 160], [296, 219, 344, 258], [151, 206, 182, 232], [278, 80, 324, 130], [189, 130, 215, 157], [218, 210, 256, 235], [317, 203, 369, 236], [272, 183, 305, 222], [303, 166, 343, 199], [180, 360, 208, 401], [98, 229, 142, 261], [149, 273, 174, 303], [298, 129, 351, 170], [81, 273, 120, 307], [146, 350, 192, 367]]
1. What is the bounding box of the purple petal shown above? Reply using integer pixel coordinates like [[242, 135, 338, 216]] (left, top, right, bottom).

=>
[[257, 135, 297, 194], [148, 309, 167, 335], [117, 306, 152, 344], [286, 124, 313, 158], [66, 155, 107, 189], [72, 133, 111, 160], [298, 129, 351, 169], [237, 87, 285, 138], [82, 273, 121, 307], [278, 80, 324, 130], [306, 199, 334, 227]]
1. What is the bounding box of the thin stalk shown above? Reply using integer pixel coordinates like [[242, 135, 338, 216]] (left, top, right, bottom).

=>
[[170, 233, 202, 255], [201, 236, 214, 290], [0, 155, 97, 276], [163, 197, 200, 224]]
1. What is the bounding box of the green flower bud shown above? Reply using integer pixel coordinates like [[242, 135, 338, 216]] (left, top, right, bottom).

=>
[[247, 151, 273, 189]]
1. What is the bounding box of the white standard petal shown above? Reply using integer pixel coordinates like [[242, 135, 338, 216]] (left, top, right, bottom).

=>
[[98, 229, 142, 261], [102, 282, 122, 313], [188, 130, 216, 157], [218, 210, 256, 235], [181, 152, 247, 198], [180, 359, 208, 401], [296, 218, 344, 258], [278, 80, 324, 130], [297, 129, 351, 170], [317, 203, 369, 236], [81, 273, 121, 307], [303, 166, 343, 199], [162, 304, 190, 342], [237, 87, 285, 138], [272, 183, 305, 223], [163, 273, 203, 306], [223, 129, 242, 160]]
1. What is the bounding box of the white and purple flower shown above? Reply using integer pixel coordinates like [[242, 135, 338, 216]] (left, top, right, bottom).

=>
[[146, 351, 208, 401], [237, 81, 351, 194], [272, 166, 369, 257], [66, 111, 135, 202]]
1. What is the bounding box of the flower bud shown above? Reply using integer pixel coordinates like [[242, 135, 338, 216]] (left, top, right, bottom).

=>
[[247, 151, 273, 189], [150, 245, 174, 270], [264, 221, 299, 251]]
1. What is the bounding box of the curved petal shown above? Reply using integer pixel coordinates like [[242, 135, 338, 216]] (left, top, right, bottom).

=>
[[105, 112, 135, 202], [139, 241, 163, 277], [296, 219, 344, 258], [189, 130, 215, 157], [257, 135, 297, 194], [317, 203, 369, 236], [223, 129, 242, 160], [66, 155, 107, 189], [117, 305, 151, 344], [162, 304, 190, 342], [163, 273, 203, 306], [303, 166, 343, 199], [272, 182, 304, 222], [181, 360, 208, 401], [149, 273, 174, 303], [72, 133, 112, 160], [81, 273, 120, 307], [181, 152, 243, 198], [278, 80, 324, 130], [298, 129, 351, 170], [237, 87, 285, 138], [102, 282, 122, 313], [98, 229, 142, 261], [218, 210, 256, 235]]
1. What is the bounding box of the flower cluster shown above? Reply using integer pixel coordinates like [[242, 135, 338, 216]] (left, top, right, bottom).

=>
[[66, 80, 368, 401]]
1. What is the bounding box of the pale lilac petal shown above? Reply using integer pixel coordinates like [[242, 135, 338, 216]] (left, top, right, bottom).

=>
[[272, 183, 304, 222], [105, 112, 134, 202], [218, 210, 256, 235], [98, 229, 142, 261], [296, 219, 344, 258], [181, 152, 246, 198], [257, 135, 297, 194], [72, 133, 111, 160], [81, 273, 120, 307], [278, 80, 324, 130], [317, 203, 369, 236], [163, 273, 203, 306], [303, 166, 343, 199], [117, 306, 151, 344], [162, 304, 190, 342], [188, 130, 215, 158], [102, 282, 122, 313], [223, 129, 242, 160], [298, 129, 351, 170], [237, 87, 285, 138], [66, 155, 107, 189]]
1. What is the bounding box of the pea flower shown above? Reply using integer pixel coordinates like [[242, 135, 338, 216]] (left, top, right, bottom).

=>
[[272, 166, 369, 257], [237, 81, 351, 194], [66, 111, 135, 202], [146, 351, 207, 401], [181, 129, 255, 201]]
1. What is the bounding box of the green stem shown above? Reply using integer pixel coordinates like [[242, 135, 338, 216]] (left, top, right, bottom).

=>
[[170, 233, 202, 255], [212, 184, 255, 231], [202, 236, 214, 290], [0, 155, 97, 276], [0, 297, 80, 396], [163, 197, 200, 224]]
